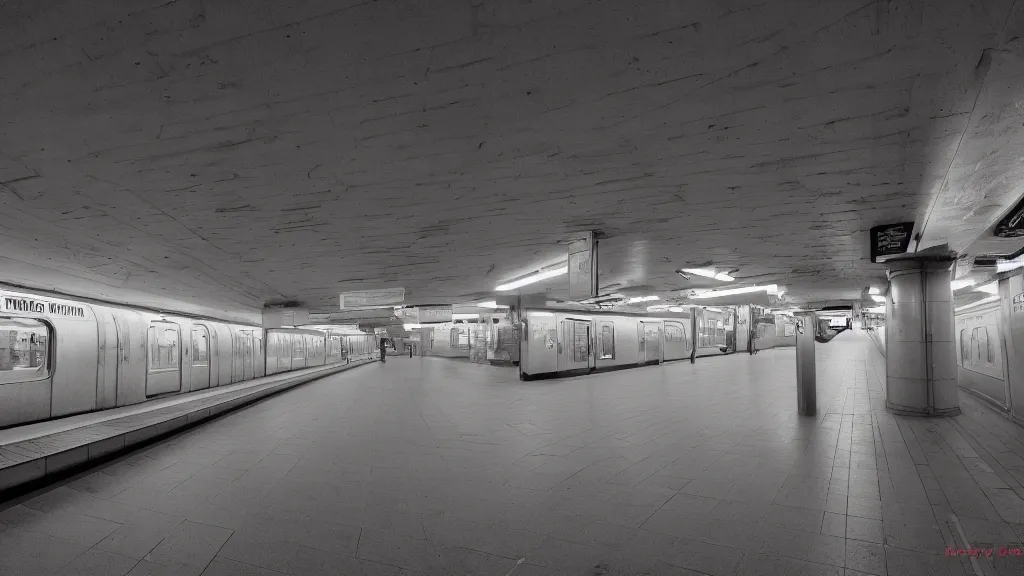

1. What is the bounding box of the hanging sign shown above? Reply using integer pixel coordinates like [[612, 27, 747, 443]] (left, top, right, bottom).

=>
[[995, 197, 1024, 238], [1013, 292, 1023, 314], [568, 232, 598, 301], [340, 288, 405, 309], [414, 306, 452, 323], [870, 222, 915, 263]]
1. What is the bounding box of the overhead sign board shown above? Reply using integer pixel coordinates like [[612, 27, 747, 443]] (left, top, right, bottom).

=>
[[568, 232, 598, 301], [870, 222, 914, 263], [417, 306, 452, 323], [402, 306, 452, 324], [995, 197, 1024, 238], [340, 288, 405, 309]]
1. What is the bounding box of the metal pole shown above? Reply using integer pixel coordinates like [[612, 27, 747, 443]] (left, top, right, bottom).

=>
[[794, 311, 817, 416]]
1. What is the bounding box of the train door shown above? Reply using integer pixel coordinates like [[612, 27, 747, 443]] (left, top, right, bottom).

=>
[[146, 321, 181, 396], [238, 329, 254, 380], [557, 317, 592, 373], [112, 311, 143, 406], [663, 320, 689, 361], [254, 332, 265, 377], [190, 324, 211, 390], [639, 321, 662, 365], [96, 308, 118, 409]]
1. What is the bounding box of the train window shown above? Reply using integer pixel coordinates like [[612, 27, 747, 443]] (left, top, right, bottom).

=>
[[191, 326, 210, 366], [665, 323, 684, 343], [293, 334, 305, 361], [977, 327, 991, 364], [0, 318, 50, 384], [960, 329, 969, 363], [598, 322, 614, 359], [148, 323, 180, 373]]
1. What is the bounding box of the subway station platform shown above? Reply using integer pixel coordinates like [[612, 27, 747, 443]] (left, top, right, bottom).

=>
[[1, 331, 1023, 576]]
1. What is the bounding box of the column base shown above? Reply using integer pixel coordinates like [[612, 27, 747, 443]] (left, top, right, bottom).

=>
[[885, 400, 961, 417]]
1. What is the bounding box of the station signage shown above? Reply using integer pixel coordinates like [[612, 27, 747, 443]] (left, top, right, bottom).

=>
[[568, 232, 598, 301], [2, 295, 86, 318], [1013, 292, 1024, 314], [870, 222, 915, 263], [403, 306, 452, 324], [994, 197, 1024, 238], [340, 288, 405, 309]]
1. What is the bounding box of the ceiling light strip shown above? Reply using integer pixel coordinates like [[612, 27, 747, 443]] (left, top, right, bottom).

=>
[[495, 265, 568, 291]]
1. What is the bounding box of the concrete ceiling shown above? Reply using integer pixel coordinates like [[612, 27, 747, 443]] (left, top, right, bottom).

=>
[[2, 0, 1024, 324]]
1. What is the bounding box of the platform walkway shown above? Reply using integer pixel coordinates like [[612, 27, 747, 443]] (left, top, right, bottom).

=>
[[0, 332, 1022, 575]]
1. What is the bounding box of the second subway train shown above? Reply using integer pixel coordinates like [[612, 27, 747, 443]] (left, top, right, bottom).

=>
[[518, 306, 794, 379]]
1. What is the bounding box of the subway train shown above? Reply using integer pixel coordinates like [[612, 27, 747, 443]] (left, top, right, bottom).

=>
[[519, 305, 793, 379], [0, 287, 377, 429]]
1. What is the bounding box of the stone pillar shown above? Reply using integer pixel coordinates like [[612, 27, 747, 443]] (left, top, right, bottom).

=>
[[885, 258, 960, 416], [794, 311, 817, 416]]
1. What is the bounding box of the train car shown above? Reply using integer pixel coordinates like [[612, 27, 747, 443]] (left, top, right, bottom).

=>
[[519, 308, 696, 380], [955, 301, 1007, 407], [0, 287, 369, 429]]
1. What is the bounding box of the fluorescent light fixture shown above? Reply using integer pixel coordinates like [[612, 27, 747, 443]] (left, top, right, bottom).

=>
[[452, 313, 479, 320], [691, 284, 778, 299], [529, 311, 555, 317], [976, 282, 998, 295], [646, 304, 671, 312], [496, 266, 568, 291], [865, 305, 886, 314], [403, 324, 422, 329], [669, 306, 684, 313], [627, 295, 659, 304], [704, 307, 724, 313], [955, 295, 1000, 313], [869, 287, 881, 295], [475, 301, 509, 309], [950, 279, 976, 291], [681, 268, 735, 282], [998, 259, 1024, 273], [871, 295, 886, 303]]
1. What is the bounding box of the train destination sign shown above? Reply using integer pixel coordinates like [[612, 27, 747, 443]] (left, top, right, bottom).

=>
[[2, 296, 86, 318], [870, 222, 915, 263], [339, 288, 405, 309]]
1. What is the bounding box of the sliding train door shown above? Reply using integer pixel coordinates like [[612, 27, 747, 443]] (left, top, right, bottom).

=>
[[638, 321, 662, 365], [146, 321, 182, 396], [558, 316, 593, 373]]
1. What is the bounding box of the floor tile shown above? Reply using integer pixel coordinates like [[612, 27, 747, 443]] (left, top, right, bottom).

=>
[[54, 549, 139, 576], [145, 521, 233, 571], [4, 343, 1020, 575]]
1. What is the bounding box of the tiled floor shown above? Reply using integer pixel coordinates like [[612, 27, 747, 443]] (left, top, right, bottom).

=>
[[2, 330, 1024, 575]]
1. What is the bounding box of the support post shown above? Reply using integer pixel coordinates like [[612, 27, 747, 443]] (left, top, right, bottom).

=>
[[884, 257, 960, 416], [794, 311, 817, 416]]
